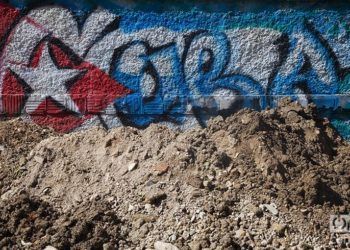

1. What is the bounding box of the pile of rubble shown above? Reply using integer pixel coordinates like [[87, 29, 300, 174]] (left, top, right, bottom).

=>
[[0, 99, 349, 249]]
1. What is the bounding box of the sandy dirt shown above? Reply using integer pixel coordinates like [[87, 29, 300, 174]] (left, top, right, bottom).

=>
[[0, 119, 56, 197], [0, 99, 349, 249]]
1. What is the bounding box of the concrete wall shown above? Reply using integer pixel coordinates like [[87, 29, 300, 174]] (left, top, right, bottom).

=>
[[1, 1, 350, 137]]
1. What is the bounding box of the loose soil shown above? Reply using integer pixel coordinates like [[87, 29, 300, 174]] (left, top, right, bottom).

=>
[[0, 99, 349, 249]]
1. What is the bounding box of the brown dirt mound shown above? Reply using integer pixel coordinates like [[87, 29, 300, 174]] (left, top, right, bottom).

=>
[[0, 192, 123, 249], [0, 99, 349, 249]]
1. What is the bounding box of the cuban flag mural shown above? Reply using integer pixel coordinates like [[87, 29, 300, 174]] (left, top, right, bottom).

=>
[[0, 1, 350, 137]]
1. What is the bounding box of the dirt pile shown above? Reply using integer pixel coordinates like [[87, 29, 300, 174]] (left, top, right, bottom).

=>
[[0, 192, 124, 249], [0, 119, 56, 196], [0, 99, 349, 249]]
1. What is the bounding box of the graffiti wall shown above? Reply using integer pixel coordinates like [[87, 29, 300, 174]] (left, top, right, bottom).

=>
[[1, 1, 350, 137]]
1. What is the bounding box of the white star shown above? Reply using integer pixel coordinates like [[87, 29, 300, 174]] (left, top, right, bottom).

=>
[[10, 43, 82, 114]]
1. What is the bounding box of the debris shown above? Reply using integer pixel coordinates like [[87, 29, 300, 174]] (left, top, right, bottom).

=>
[[253, 206, 264, 218], [144, 191, 167, 205], [272, 223, 287, 237], [259, 203, 279, 216], [235, 229, 246, 239], [154, 162, 169, 175], [241, 114, 251, 125], [34, 155, 45, 164], [128, 161, 138, 172], [154, 241, 179, 250], [188, 241, 201, 250], [44, 246, 58, 250], [132, 213, 158, 223], [187, 175, 203, 188], [0, 99, 348, 249], [21, 240, 32, 247]]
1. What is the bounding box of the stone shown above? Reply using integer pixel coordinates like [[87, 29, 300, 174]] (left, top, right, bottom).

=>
[[21, 240, 33, 247], [128, 161, 138, 172], [128, 204, 135, 212], [241, 114, 251, 125], [219, 235, 234, 246], [202, 180, 213, 189], [272, 223, 287, 237], [187, 176, 203, 188], [139, 224, 149, 237], [342, 184, 349, 192], [182, 231, 190, 240], [132, 213, 158, 223], [44, 247, 58, 250], [102, 243, 115, 250], [169, 234, 177, 242], [300, 208, 309, 215], [154, 241, 179, 250], [272, 238, 281, 248], [132, 218, 145, 229], [144, 204, 152, 211], [253, 206, 264, 218], [235, 229, 246, 238], [286, 111, 302, 123], [154, 163, 169, 175], [19, 156, 26, 166], [259, 203, 278, 216], [144, 191, 167, 205], [188, 241, 202, 250], [34, 155, 45, 164]]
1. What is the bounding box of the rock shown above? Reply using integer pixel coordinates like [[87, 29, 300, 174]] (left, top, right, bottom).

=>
[[188, 241, 202, 250], [241, 114, 251, 125], [132, 213, 158, 223], [128, 204, 135, 212], [300, 208, 309, 215], [342, 184, 349, 192], [272, 238, 281, 248], [44, 247, 58, 250], [21, 240, 32, 247], [272, 223, 287, 237], [216, 201, 231, 217], [169, 234, 177, 242], [154, 241, 179, 250], [102, 243, 115, 250], [187, 176, 203, 189], [132, 218, 145, 229], [34, 155, 45, 164], [219, 235, 236, 247], [128, 161, 138, 172], [286, 110, 302, 123], [138, 224, 149, 237], [299, 242, 313, 249], [253, 206, 264, 218], [19, 156, 26, 166], [182, 231, 190, 240], [202, 180, 214, 189], [154, 163, 169, 175], [144, 204, 152, 211], [235, 229, 246, 239], [259, 203, 278, 216], [260, 240, 267, 247], [144, 191, 167, 205]]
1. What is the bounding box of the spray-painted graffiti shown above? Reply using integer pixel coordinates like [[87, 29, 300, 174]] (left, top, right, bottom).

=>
[[0, 3, 350, 135]]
